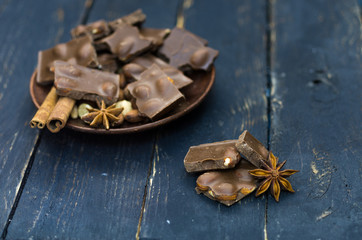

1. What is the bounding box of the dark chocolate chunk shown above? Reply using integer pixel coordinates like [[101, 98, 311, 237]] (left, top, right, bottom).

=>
[[123, 54, 193, 89], [235, 130, 269, 168], [97, 53, 118, 73], [37, 36, 98, 85], [158, 27, 218, 71], [184, 140, 241, 172], [196, 159, 258, 206], [139, 28, 170, 50], [71, 20, 110, 40], [126, 64, 184, 120], [109, 9, 146, 30], [99, 24, 152, 62], [54, 60, 120, 105]]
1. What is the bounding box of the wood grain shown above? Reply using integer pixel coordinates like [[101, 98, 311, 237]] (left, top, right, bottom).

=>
[[0, 0, 84, 236], [268, 0, 362, 239], [139, 0, 268, 239], [6, 0, 179, 239]]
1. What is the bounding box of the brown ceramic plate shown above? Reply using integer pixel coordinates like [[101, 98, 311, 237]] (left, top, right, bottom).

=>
[[30, 67, 215, 134]]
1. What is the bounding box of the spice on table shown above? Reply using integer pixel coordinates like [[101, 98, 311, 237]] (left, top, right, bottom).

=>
[[248, 152, 299, 202]]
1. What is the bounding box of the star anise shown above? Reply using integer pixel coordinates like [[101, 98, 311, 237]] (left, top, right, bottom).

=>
[[81, 100, 123, 130], [249, 152, 299, 202]]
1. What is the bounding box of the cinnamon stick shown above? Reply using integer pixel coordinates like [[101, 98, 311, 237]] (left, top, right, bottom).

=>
[[30, 87, 58, 129], [46, 97, 76, 133]]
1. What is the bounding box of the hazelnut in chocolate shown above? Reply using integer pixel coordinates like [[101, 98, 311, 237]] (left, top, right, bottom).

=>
[[184, 140, 241, 172], [108, 9, 146, 30], [100, 24, 152, 62], [139, 28, 170, 50], [71, 20, 110, 40], [37, 36, 98, 85], [54, 60, 120, 105], [235, 130, 269, 168], [126, 64, 184, 120], [196, 159, 257, 206], [123, 54, 193, 89], [158, 27, 218, 71]]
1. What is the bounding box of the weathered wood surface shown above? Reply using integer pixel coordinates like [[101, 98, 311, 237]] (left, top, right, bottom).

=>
[[0, 0, 361, 239], [139, 0, 268, 239], [268, 0, 362, 239], [0, 0, 84, 237], [5, 1, 178, 239]]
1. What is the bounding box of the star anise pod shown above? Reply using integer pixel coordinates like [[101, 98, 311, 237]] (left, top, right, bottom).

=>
[[248, 152, 299, 202], [81, 100, 123, 130]]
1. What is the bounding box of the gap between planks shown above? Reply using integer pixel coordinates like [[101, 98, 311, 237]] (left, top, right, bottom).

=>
[[264, 0, 276, 239]]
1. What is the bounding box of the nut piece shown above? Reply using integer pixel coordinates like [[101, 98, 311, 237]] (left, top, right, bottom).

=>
[[115, 100, 133, 116], [70, 105, 78, 119], [78, 103, 92, 118], [124, 109, 143, 123]]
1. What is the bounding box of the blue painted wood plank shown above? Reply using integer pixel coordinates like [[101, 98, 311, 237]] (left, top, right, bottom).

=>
[[0, 0, 84, 235], [6, 0, 179, 239], [267, 0, 362, 239], [139, 0, 268, 239]]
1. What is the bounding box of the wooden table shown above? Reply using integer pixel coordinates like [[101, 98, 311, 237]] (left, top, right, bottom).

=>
[[1, 0, 361, 239]]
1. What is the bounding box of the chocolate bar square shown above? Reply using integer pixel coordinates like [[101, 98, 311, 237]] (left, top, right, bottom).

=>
[[37, 36, 98, 85], [184, 140, 241, 172], [126, 64, 184, 119], [54, 60, 120, 105]]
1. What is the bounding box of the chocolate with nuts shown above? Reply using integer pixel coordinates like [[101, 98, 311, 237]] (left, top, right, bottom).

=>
[[158, 27, 218, 71], [123, 54, 193, 89], [99, 24, 152, 62], [126, 64, 184, 120], [71, 20, 110, 40], [184, 140, 240, 173], [196, 159, 258, 206], [108, 9, 146, 30], [37, 36, 98, 85], [54, 60, 120, 105], [139, 28, 170, 50], [235, 130, 269, 168]]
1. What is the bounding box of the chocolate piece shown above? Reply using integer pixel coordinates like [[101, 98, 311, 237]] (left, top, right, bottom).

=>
[[109, 9, 146, 30], [196, 159, 258, 206], [71, 20, 110, 40], [235, 130, 269, 168], [99, 24, 152, 62], [97, 53, 118, 72], [126, 64, 184, 120], [139, 28, 170, 50], [54, 60, 120, 105], [184, 140, 241, 172], [37, 36, 98, 85], [158, 27, 218, 71], [123, 54, 193, 89]]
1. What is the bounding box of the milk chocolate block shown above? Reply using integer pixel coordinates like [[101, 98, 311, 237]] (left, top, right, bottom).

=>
[[184, 140, 240, 172], [139, 28, 170, 50], [54, 60, 120, 105], [158, 27, 218, 71], [126, 64, 184, 120], [97, 53, 118, 73], [235, 130, 269, 168], [71, 20, 110, 40], [100, 24, 152, 62], [123, 54, 193, 89], [37, 36, 98, 85], [109, 9, 146, 30], [196, 159, 258, 206]]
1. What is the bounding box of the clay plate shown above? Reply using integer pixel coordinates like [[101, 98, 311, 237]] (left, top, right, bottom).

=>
[[30, 67, 215, 134]]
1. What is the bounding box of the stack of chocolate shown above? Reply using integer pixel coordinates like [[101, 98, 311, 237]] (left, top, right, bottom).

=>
[[30, 9, 218, 132], [184, 130, 269, 206]]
